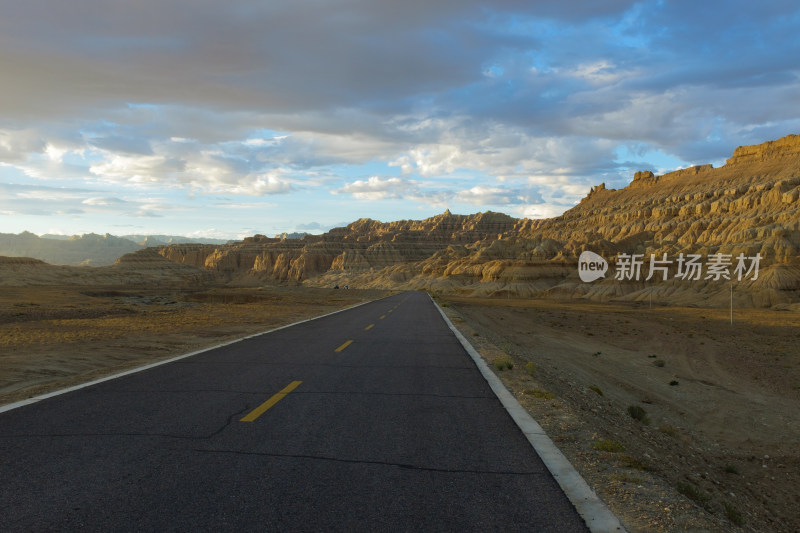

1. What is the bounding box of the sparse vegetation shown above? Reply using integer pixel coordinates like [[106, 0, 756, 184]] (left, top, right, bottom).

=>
[[493, 357, 513, 371], [669, 380, 679, 386], [653, 359, 666, 367], [620, 454, 650, 471], [588, 385, 603, 396], [627, 405, 651, 424], [658, 424, 679, 437], [723, 501, 746, 526], [592, 439, 625, 453], [676, 481, 711, 505], [524, 361, 535, 375], [523, 388, 554, 399], [440, 301, 450, 307], [724, 464, 740, 475]]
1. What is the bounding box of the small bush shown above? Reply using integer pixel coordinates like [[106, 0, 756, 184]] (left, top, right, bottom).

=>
[[658, 424, 679, 437], [523, 389, 555, 400], [620, 454, 650, 471], [724, 464, 740, 475], [723, 501, 745, 526], [627, 405, 651, 425], [653, 359, 666, 367], [588, 385, 603, 396], [493, 357, 513, 371], [676, 481, 711, 505], [669, 380, 679, 386], [524, 362, 535, 375], [592, 439, 625, 453], [440, 302, 449, 307]]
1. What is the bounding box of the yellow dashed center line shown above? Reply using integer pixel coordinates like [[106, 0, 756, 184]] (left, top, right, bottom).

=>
[[240, 380, 302, 422], [335, 339, 354, 352], [379, 315, 386, 320], [365, 324, 374, 331]]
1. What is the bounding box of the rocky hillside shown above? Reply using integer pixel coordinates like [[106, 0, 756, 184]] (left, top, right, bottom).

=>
[[144, 210, 517, 282], [123, 135, 800, 307]]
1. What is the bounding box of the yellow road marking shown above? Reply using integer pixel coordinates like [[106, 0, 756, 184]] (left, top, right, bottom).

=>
[[240, 380, 302, 422], [335, 339, 354, 352], [365, 324, 374, 331], [379, 315, 386, 320]]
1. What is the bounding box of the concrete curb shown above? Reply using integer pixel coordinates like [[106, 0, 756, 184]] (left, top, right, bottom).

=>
[[0, 296, 383, 414], [430, 295, 627, 533]]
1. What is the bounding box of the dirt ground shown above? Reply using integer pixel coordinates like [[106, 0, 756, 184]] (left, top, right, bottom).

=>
[[439, 295, 799, 533], [0, 285, 387, 406], [2, 286, 798, 531]]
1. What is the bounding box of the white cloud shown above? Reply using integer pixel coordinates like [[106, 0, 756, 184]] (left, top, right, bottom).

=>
[[223, 174, 292, 196], [455, 185, 541, 206], [335, 176, 415, 201], [82, 197, 125, 206], [517, 202, 574, 219], [89, 154, 184, 184], [564, 60, 631, 85]]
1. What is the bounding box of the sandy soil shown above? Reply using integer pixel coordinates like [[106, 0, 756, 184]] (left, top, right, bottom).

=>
[[0, 285, 387, 406], [439, 295, 799, 533]]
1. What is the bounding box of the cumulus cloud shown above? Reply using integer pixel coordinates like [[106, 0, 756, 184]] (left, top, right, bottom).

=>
[[456, 185, 543, 206], [335, 177, 416, 201], [82, 197, 125, 206]]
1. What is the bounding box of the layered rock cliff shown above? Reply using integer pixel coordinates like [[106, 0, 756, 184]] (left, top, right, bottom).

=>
[[149, 210, 517, 283], [139, 135, 800, 307]]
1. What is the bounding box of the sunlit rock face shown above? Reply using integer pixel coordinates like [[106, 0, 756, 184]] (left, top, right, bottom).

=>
[[145, 135, 799, 307]]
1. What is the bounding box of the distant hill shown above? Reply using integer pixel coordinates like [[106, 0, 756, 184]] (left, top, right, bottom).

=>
[[0, 232, 230, 266]]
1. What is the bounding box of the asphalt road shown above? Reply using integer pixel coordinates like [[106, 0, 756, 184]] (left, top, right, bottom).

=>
[[0, 291, 589, 532]]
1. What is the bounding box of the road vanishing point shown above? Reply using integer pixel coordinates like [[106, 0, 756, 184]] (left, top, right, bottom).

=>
[[1, 291, 608, 532]]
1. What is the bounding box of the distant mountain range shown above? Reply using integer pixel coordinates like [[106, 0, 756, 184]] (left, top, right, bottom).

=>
[[0, 232, 232, 266]]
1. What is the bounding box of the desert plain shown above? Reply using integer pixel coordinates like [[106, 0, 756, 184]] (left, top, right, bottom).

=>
[[1, 281, 797, 532]]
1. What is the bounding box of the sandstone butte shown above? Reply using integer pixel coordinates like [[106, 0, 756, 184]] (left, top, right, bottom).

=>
[[4, 135, 798, 308]]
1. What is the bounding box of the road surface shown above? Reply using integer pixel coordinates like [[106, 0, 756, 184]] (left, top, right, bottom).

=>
[[0, 291, 589, 532]]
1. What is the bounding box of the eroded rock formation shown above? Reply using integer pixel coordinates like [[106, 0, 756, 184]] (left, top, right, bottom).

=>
[[114, 135, 800, 307]]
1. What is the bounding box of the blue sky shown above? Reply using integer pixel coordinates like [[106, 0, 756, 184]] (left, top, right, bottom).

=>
[[1, 0, 799, 239]]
